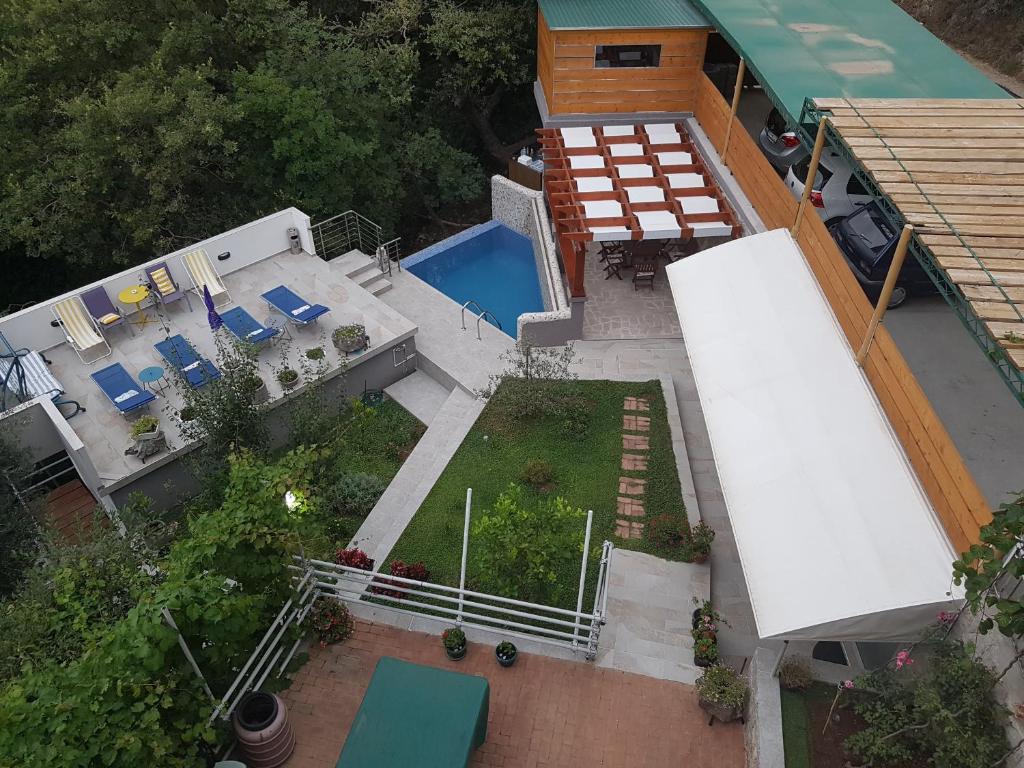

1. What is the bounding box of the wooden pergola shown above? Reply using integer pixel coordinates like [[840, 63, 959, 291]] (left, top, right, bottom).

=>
[[538, 122, 741, 297], [811, 97, 1024, 386]]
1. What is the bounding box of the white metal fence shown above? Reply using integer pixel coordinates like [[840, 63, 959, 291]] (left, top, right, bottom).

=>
[[294, 539, 614, 660]]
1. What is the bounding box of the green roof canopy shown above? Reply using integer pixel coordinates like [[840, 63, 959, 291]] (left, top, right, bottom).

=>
[[539, 0, 710, 30], [691, 0, 1009, 124]]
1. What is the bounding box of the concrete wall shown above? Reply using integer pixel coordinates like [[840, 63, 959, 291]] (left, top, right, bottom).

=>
[[491, 175, 583, 344], [0, 208, 313, 353], [745, 647, 786, 768]]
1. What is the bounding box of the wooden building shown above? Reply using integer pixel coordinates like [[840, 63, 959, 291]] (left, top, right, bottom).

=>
[[536, 0, 711, 116]]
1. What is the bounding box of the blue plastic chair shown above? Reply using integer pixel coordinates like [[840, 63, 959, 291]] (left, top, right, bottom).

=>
[[154, 335, 221, 388], [90, 363, 156, 414]]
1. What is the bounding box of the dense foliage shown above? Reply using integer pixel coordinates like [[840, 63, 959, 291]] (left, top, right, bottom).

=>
[[471, 484, 586, 605], [844, 641, 1008, 768], [0, 431, 41, 595], [0, 448, 319, 767], [0, 0, 538, 308]]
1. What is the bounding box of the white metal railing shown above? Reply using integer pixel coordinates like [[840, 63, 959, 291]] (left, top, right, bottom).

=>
[[292, 539, 614, 660], [311, 210, 401, 277], [208, 569, 317, 724]]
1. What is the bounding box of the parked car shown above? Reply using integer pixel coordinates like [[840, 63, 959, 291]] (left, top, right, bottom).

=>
[[785, 149, 873, 224], [758, 107, 808, 174], [829, 202, 935, 309]]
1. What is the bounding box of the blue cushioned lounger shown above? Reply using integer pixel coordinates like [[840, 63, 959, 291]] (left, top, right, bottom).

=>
[[91, 363, 156, 414], [221, 306, 279, 345], [261, 285, 329, 326], [154, 335, 221, 388]]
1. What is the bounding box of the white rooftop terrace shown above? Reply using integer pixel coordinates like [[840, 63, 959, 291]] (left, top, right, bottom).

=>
[[0, 209, 416, 496]]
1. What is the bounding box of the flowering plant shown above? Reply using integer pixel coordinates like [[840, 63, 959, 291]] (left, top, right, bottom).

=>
[[694, 637, 719, 663], [894, 649, 914, 670], [309, 600, 354, 646], [690, 522, 716, 556], [371, 559, 430, 599], [442, 627, 466, 651], [335, 547, 375, 571]]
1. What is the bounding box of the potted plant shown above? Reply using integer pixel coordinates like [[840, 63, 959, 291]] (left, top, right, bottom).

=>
[[690, 521, 715, 564], [305, 346, 325, 361], [495, 640, 518, 668], [178, 406, 197, 423], [130, 415, 160, 439], [333, 324, 368, 353], [694, 637, 719, 667], [442, 626, 467, 661], [277, 367, 300, 391], [696, 664, 748, 724], [308, 599, 355, 648], [242, 372, 268, 404]]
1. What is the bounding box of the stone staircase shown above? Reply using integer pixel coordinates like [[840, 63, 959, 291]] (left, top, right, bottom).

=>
[[327, 249, 393, 297]]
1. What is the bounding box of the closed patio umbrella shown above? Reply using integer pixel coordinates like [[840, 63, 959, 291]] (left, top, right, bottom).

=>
[[203, 285, 223, 331]]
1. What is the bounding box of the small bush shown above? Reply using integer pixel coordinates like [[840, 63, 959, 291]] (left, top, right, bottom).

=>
[[519, 459, 554, 489], [305, 347, 325, 361], [335, 547, 374, 571], [696, 664, 747, 709], [322, 514, 361, 547], [326, 472, 388, 517], [647, 514, 688, 552], [309, 600, 354, 646], [779, 658, 813, 691], [442, 626, 466, 650], [371, 559, 431, 598], [129, 415, 159, 438], [276, 368, 299, 385]]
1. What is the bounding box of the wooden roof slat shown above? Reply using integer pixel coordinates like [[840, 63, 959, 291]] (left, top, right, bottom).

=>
[[946, 269, 1024, 287], [969, 301, 1024, 321], [962, 285, 1024, 303], [846, 136, 1024, 148], [864, 160, 1024, 175], [937, 257, 1024, 273]]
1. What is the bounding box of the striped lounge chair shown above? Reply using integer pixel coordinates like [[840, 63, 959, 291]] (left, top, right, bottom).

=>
[[51, 296, 111, 364], [181, 248, 230, 308], [0, 343, 84, 418]]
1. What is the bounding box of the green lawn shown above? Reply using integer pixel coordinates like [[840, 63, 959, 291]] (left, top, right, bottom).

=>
[[384, 379, 688, 610], [781, 688, 812, 768]]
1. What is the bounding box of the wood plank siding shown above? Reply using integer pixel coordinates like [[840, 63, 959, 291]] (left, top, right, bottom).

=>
[[693, 74, 991, 551], [537, 11, 708, 115]]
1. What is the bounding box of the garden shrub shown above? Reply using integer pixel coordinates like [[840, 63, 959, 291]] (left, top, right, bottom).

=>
[[0, 447, 322, 767], [471, 484, 585, 605], [844, 641, 1008, 768], [778, 658, 813, 691], [519, 459, 554, 489], [326, 472, 388, 517], [646, 514, 689, 554], [336, 547, 375, 571], [0, 430, 41, 596], [309, 599, 354, 646], [371, 559, 431, 598]]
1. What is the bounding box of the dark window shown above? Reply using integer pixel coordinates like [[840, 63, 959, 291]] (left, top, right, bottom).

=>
[[846, 174, 869, 196], [812, 641, 849, 666], [793, 156, 833, 191], [595, 45, 661, 68]]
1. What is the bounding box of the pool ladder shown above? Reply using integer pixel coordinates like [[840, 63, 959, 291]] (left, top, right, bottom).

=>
[[460, 300, 503, 340]]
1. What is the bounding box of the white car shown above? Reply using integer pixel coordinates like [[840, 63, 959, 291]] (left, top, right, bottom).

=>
[[784, 149, 873, 224]]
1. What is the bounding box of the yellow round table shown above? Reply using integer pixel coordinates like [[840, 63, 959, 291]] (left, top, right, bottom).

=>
[[118, 284, 152, 328]]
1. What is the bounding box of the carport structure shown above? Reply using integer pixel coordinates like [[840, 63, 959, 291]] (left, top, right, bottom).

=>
[[538, 122, 740, 297], [803, 97, 1024, 405]]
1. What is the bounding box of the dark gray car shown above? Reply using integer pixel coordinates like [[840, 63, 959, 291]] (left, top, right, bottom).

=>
[[757, 107, 807, 174]]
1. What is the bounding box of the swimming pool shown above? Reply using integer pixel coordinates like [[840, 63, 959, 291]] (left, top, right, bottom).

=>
[[403, 221, 544, 337]]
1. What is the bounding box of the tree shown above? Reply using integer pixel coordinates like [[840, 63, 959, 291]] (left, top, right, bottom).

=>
[[470, 484, 586, 606], [0, 431, 40, 597]]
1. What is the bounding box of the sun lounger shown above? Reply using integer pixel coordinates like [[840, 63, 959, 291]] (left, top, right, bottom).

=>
[[0, 338, 84, 418], [51, 296, 111, 364], [181, 248, 230, 307], [90, 363, 156, 414], [80, 287, 129, 338], [154, 334, 221, 388], [260, 286, 329, 326], [221, 306, 279, 346], [146, 261, 193, 312]]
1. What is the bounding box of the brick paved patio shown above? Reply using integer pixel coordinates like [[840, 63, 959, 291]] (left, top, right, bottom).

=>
[[279, 619, 745, 768]]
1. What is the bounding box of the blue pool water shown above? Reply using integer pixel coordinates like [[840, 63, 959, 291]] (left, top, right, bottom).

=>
[[403, 221, 544, 337]]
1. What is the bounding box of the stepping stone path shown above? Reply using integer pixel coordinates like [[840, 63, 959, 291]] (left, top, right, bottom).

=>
[[615, 396, 651, 540]]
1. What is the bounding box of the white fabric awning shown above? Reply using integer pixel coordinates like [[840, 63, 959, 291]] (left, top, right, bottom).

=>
[[666, 229, 962, 641]]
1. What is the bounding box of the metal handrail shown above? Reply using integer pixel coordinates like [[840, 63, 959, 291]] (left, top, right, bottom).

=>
[[460, 300, 502, 339], [476, 310, 502, 340]]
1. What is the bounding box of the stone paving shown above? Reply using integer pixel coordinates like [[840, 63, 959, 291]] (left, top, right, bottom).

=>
[[580, 244, 682, 341], [279, 619, 745, 768], [614, 396, 652, 540]]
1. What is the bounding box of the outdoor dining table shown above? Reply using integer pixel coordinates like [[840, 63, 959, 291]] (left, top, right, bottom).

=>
[[335, 656, 489, 768]]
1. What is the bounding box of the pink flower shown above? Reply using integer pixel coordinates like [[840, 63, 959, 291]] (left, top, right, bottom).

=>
[[895, 650, 914, 669], [937, 610, 956, 625], [842, 680, 854, 689]]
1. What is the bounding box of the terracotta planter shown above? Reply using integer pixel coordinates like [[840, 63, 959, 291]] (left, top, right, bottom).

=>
[[233, 692, 295, 768], [446, 644, 467, 661]]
